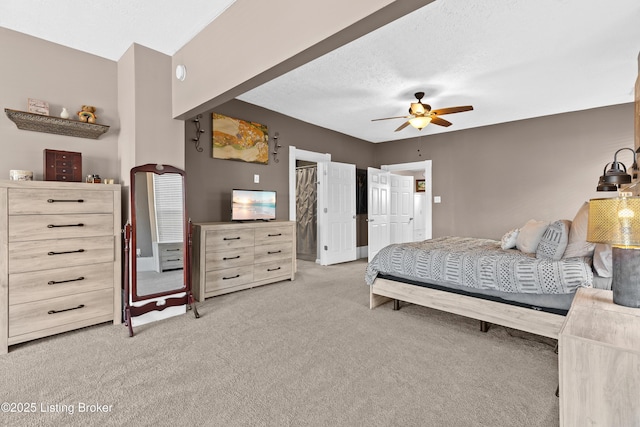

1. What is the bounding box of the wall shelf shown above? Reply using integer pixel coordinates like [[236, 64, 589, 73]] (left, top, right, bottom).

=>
[[4, 108, 109, 139]]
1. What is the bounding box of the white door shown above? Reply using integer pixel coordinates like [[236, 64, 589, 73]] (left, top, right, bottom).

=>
[[367, 167, 390, 262], [320, 161, 356, 265], [390, 174, 414, 244]]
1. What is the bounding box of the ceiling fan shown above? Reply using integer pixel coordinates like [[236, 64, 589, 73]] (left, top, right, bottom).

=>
[[372, 92, 473, 132]]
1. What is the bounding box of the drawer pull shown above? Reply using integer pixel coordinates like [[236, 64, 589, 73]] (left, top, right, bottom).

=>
[[48, 276, 85, 285], [167, 258, 181, 262], [223, 237, 241, 241], [223, 274, 240, 280], [267, 250, 282, 255], [47, 199, 85, 203], [166, 248, 181, 252], [223, 256, 240, 260], [267, 267, 282, 272], [48, 249, 85, 256], [268, 233, 282, 237], [48, 304, 85, 315], [47, 223, 85, 228]]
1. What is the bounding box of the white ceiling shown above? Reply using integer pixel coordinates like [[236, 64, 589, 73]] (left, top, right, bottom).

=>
[[2, 0, 639, 143]]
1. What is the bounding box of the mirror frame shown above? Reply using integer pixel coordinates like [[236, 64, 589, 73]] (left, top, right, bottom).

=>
[[123, 163, 198, 337], [130, 163, 188, 301]]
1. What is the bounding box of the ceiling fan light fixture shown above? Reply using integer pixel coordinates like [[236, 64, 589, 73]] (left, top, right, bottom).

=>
[[409, 116, 432, 130], [410, 102, 425, 115]]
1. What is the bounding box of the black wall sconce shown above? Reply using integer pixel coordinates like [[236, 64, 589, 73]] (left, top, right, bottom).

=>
[[597, 147, 639, 191], [192, 114, 205, 152], [272, 132, 282, 163]]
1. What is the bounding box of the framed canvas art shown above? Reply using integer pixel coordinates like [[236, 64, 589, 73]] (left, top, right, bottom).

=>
[[212, 113, 269, 164], [416, 179, 426, 192]]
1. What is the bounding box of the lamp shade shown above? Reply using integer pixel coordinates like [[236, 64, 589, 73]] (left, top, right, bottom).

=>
[[588, 197, 640, 247], [409, 116, 432, 130]]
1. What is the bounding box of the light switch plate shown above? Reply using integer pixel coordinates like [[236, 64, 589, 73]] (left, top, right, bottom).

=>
[[434, 196, 441, 203], [254, 174, 260, 183]]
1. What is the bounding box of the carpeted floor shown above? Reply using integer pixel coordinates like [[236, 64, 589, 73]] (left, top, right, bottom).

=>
[[0, 259, 559, 426]]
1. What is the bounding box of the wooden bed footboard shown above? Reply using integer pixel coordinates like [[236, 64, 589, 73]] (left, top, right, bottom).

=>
[[370, 277, 566, 339]]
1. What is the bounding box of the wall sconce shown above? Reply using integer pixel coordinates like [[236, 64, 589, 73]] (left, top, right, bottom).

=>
[[192, 114, 204, 152], [596, 147, 639, 191], [272, 132, 282, 163]]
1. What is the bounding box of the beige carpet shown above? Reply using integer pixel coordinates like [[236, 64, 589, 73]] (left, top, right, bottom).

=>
[[1, 259, 559, 426]]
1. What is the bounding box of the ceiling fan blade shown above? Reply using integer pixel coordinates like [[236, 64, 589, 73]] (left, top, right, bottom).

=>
[[372, 115, 412, 122], [430, 116, 452, 127], [431, 106, 474, 116], [394, 121, 411, 132]]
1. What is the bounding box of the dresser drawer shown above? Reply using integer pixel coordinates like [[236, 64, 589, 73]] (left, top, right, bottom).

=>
[[160, 257, 184, 271], [9, 236, 114, 274], [9, 263, 114, 305], [206, 228, 255, 251], [206, 246, 254, 270], [8, 188, 113, 215], [254, 260, 292, 282], [205, 266, 254, 292], [9, 288, 113, 338], [254, 242, 292, 264], [9, 213, 114, 242], [255, 226, 294, 245]]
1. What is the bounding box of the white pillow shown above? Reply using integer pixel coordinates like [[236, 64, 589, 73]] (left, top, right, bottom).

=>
[[563, 202, 596, 258], [536, 220, 571, 260], [593, 243, 612, 277], [501, 228, 519, 249], [516, 220, 550, 254]]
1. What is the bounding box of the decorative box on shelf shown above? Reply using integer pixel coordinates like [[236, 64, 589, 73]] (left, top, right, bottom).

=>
[[4, 108, 109, 139]]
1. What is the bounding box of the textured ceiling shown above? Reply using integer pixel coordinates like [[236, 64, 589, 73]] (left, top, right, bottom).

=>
[[239, 0, 640, 142], [1, 0, 639, 143]]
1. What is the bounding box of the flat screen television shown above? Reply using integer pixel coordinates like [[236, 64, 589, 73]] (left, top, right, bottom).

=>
[[231, 189, 276, 221]]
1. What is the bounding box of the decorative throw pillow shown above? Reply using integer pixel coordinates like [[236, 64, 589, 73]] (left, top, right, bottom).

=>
[[593, 243, 613, 277], [563, 202, 596, 258], [516, 219, 550, 254], [500, 228, 519, 249], [536, 219, 571, 260]]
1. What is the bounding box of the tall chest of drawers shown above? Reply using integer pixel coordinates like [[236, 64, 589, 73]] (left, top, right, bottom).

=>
[[192, 221, 296, 301], [0, 180, 121, 354]]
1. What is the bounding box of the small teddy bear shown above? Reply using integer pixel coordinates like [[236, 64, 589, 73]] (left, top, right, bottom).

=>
[[77, 105, 97, 124]]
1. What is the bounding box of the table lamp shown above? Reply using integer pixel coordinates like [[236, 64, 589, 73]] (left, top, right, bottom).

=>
[[588, 195, 640, 307]]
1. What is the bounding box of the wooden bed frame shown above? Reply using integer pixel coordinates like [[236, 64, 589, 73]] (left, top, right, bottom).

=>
[[370, 277, 566, 339]]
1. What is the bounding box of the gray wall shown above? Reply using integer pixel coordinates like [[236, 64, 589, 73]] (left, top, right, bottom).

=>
[[184, 100, 375, 223], [375, 103, 635, 239], [185, 102, 635, 240], [0, 27, 119, 181]]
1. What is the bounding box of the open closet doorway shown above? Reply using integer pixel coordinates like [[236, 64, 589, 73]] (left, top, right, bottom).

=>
[[295, 161, 318, 261], [288, 147, 356, 266]]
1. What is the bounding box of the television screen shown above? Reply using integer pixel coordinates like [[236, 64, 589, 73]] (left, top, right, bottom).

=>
[[231, 189, 276, 221]]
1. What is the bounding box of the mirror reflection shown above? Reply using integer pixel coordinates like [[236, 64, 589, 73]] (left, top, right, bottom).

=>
[[134, 171, 185, 297]]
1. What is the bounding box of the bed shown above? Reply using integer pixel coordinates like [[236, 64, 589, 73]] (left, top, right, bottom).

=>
[[365, 204, 612, 339]]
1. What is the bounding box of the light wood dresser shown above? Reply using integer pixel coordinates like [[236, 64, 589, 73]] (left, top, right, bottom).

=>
[[559, 287, 640, 426], [0, 180, 121, 354], [192, 221, 295, 301]]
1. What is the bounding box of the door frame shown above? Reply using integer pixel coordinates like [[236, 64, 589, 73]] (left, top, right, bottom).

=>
[[381, 160, 432, 241]]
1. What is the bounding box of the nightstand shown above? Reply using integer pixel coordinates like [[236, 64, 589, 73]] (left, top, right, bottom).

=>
[[558, 287, 640, 426]]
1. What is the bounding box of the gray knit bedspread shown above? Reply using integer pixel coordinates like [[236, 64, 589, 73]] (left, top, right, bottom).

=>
[[365, 237, 593, 294]]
